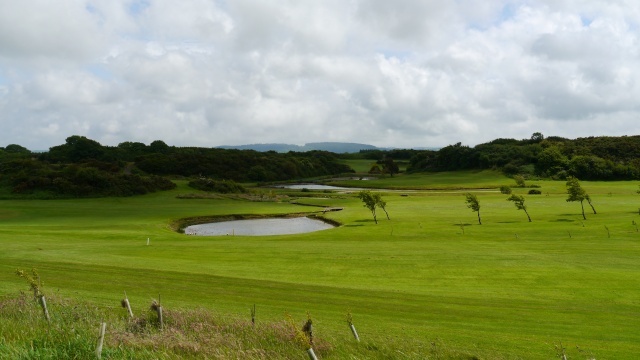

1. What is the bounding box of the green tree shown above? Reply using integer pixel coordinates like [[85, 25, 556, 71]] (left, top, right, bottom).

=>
[[4, 144, 31, 154], [368, 164, 382, 174], [535, 146, 568, 177], [464, 193, 481, 225], [357, 190, 378, 224], [507, 194, 531, 222], [513, 174, 526, 187], [499, 185, 512, 194], [381, 156, 400, 177], [566, 176, 587, 220], [149, 140, 170, 154], [373, 193, 390, 220], [530, 132, 544, 142]]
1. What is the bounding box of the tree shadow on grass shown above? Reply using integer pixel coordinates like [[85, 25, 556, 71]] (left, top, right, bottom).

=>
[[344, 224, 365, 227], [551, 218, 575, 222]]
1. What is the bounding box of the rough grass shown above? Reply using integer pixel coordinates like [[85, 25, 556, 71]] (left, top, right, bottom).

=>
[[0, 293, 481, 359]]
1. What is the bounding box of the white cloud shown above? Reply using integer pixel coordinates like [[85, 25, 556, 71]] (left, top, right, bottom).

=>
[[1, 0, 640, 150]]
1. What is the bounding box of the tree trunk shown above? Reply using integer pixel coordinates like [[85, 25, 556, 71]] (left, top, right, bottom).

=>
[[588, 199, 597, 214], [524, 209, 531, 222], [477, 211, 481, 225], [580, 201, 586, 220]]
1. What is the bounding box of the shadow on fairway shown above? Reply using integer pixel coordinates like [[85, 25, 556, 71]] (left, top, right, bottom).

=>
[[551, 218, 575, 222]]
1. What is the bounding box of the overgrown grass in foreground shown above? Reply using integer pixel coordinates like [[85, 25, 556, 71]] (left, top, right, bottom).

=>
[[0, 293, 483, 359]]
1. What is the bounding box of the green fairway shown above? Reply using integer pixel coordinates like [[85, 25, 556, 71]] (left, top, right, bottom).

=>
[[330, 169, 517, 190], [1, 177, 640, 358]]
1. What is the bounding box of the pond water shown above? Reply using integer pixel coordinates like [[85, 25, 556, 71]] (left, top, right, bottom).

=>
[[184, 217, 335, 236], [273, 184, 361, 190]]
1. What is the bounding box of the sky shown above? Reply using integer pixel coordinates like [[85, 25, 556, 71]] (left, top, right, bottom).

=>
[[1, 0, 640, 151]]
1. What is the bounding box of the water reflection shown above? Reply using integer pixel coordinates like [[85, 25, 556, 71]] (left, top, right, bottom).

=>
[[184, 217, 334, 236]]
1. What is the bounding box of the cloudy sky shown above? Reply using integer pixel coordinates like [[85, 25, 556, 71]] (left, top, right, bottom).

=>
[[1, 0, 640, 150]]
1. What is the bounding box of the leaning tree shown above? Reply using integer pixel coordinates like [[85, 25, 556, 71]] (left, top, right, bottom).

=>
[[566, 176, 588, 220], [373, 193, 390, 220], [357, 190, 390, 224], [464, 193, 481, 225], [358, 190, 378, 224], [507, 194, 531, 222]]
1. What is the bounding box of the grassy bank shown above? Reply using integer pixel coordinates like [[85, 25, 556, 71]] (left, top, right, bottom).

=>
[[1, 176, 640, 358]]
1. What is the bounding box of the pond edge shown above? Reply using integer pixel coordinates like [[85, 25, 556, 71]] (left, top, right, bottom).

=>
[[171, 211, 342, 234]]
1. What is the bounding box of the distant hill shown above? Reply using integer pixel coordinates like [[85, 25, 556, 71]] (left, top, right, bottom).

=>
[[216, 142, 439, 153], [217, 142, 382, 153]]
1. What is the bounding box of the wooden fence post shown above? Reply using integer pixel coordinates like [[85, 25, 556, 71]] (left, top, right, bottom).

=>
[[122, 291, 134, 318], [95, 322, 106, 359], [39, 295, 50, 322]]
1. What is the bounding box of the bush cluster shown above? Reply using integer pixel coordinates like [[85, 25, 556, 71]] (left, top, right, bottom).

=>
[[188, 178, 246, 193]]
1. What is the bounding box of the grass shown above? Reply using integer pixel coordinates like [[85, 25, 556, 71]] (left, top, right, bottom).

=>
[[1, 177, 640, 358], [329, 169, 516, 190]]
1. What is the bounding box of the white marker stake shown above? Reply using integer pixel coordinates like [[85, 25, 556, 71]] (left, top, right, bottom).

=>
[[147, 238, 150, 246]]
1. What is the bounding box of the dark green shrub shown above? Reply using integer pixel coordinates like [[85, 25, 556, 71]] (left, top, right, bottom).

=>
[[188, 178, 246, 193], [528, 189, 542, 195]]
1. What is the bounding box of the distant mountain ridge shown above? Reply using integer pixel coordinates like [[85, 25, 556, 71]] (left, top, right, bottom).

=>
[[217, 142, 384, 153]]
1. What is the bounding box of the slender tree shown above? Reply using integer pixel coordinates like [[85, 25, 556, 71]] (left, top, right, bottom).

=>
[[357, 190, 378, 224], [464, 193, 481, 225], [507, 194, 531, 222], [373, 193, 390, 220], [585, 194, 597, 214], [566, 176, 587, 220]]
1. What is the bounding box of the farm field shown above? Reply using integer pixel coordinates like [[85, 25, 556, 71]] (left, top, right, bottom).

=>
[[1, 174, 640, 359]]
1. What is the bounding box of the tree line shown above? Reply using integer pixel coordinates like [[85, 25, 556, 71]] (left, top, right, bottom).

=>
[[0, 135, 353, 197], [406, 133, 640, 180]]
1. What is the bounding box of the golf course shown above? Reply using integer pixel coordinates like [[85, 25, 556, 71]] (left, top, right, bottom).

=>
[[1, 168, 639, 359]]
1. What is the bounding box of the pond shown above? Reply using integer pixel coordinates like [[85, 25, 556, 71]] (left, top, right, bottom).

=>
[[272, 184, 362, 191], [184, 217, 335, 236]]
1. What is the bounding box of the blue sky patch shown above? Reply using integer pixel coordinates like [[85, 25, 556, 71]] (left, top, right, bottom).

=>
[[87, 65, 113, 81], [129, 0, 150, 17]]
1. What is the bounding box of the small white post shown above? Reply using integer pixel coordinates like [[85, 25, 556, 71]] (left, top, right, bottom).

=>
[[146, 238, 150, 246], [39, 295, 50, 322], [349, 323, 360, 342], [307, 348, 318, 360], [122, 291, 133, 318], [96, 322, 106, 359], [157, 294, 163, 330], [157, 305, 163, 330]]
